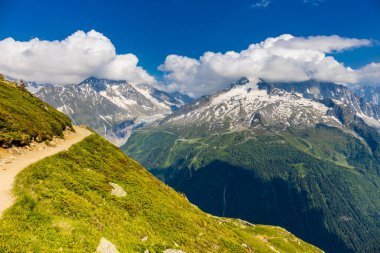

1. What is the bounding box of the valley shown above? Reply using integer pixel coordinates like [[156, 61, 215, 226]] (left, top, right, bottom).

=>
[[124, 79, 380, 253], [1, 2, 379, 252], [0, 73, 323, 252], [14, 74, 380, 252]]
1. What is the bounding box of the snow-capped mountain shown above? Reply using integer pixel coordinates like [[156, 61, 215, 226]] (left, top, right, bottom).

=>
[[24, 81, 53, 94], [353, 85, 380, 118], [5, 76, 53, 94], [156, 78, 380, 138], [258, 80, 380, 121], [354, 85, 380, 105], [124, 79, 380, 253], [32, 77, 191, 146], [160, 79, 343, 132]]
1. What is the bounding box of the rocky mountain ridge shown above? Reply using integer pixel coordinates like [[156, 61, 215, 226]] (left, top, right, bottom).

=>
[[27, 77, 191, 146]]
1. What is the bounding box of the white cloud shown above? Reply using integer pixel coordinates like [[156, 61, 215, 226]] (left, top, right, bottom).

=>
[[303, 0, 324, 6], [357, 63, 380, 84], [251, 0, 271, 8], [1, 31, 378, 97], [159, 34, 375, 97], [0, 30, 155, 84], [264, 34, 370, 53]]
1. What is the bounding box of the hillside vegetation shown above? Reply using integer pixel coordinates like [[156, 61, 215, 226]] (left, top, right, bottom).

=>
[[0, 77, 72, 147], [124, 125, 380, 253], [0, 134, 322, 253]]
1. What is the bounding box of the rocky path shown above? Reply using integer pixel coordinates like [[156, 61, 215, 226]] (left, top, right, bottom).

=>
[[0, 126, 92, 217]]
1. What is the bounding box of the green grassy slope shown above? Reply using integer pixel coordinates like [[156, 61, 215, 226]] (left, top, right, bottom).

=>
[[0, 134, 322, 253], [123, 125, 380, 253], [0, 78, 72, 147]]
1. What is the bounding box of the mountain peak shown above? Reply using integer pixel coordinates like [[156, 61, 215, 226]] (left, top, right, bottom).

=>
[[33, 77, 192, 146], [229, 77, 250, 88], [161, 79, 343, 134], [79, 77, 127, 92]]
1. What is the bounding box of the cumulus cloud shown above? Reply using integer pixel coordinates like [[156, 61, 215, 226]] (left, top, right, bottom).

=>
[[357, 63, 380, 84], [0, 30, 155, 84], [159, 34, 375, 97]]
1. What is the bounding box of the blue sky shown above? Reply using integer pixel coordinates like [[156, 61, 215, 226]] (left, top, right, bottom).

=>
[[1, 0, 379, 72], [0, 0, 379, 95]]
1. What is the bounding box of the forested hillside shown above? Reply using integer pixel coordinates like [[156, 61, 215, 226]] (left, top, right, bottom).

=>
[[124, 125, 380, 253]]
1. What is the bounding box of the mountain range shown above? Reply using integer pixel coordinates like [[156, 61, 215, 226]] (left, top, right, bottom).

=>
[[124, 78, 380, 253], [26, 77, 191, 146], [17, 74, 380, 252], [0, 76, 324, 252]]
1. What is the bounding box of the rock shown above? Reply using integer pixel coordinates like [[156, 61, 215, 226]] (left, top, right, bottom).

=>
[[144, 250, 150, 253], [96, 237, 120, 253], [141, 236, 148, 242], [109, 182, 127, 197], [242, 243, 252, 252], [163, 250, 186, 253], [238, 219, 255, 227]]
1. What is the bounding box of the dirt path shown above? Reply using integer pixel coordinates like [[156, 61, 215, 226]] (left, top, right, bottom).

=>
[[0, 126, 92, 217]]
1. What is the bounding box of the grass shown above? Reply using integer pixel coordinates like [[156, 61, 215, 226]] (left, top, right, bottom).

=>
[[282, 131, 355, 169], [0, 134, 322, 253], [0, 78, 72, 147]]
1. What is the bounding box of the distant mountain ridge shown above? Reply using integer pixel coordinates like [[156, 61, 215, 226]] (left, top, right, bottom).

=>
[[258, 80, 380, 121], [27, 77, 192, 146], [124, 78, 380, 253], [159, 79, 345, 132]]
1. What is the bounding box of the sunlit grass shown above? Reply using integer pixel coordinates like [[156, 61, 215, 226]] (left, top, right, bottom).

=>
[[0, 135, 322, 253]]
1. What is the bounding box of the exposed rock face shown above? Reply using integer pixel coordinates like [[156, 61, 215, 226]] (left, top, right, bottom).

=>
[[30, 77, 191, 146], [96, 237, 120, 253], [160, 80, 343, 133], [258, 80, 380, 121]]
